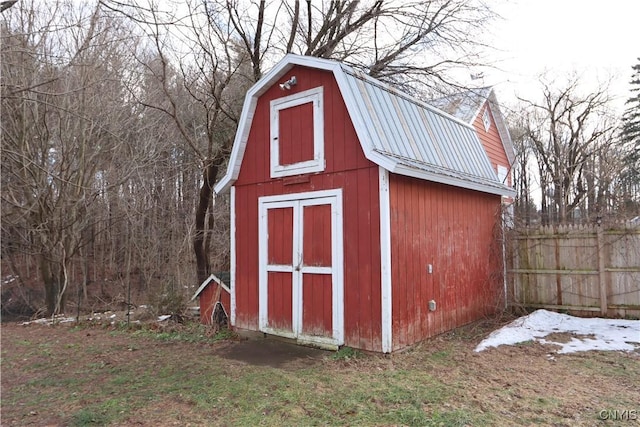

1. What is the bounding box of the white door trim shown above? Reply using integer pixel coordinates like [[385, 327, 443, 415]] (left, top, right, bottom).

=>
[[258, 188, 344, 345]]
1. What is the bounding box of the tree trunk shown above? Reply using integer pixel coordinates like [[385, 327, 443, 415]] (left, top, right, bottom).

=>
[[194, 159, 220, 286], [42, 256, 55, 315], [41, 255, 66, 315]]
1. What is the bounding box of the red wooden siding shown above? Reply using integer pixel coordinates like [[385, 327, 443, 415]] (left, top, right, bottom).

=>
[[267, 272, 293, 331], [279, 102, 315, 166], [199, 284, 231, 325], [301, 204, 333, 336], [303, 204, 331, 266], [265, 207, 294, 331], [302, 273, 333, 336], [233, 66, 383, 351], [389, 174, 503, 350], [267, 207, 293, 265], [474, 103, 511, 186]]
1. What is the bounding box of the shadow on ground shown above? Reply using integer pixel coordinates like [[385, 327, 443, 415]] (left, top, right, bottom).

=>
[[217, 337, 330, 369]]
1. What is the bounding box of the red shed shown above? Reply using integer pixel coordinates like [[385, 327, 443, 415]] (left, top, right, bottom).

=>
[[208, 55, 514, 353]]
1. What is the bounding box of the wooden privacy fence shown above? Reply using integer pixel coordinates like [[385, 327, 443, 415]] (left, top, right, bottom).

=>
[[509, 224, 640, 318]]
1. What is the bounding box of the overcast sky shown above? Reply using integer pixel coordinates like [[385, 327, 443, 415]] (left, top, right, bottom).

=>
[[482, 0, 638, 114]]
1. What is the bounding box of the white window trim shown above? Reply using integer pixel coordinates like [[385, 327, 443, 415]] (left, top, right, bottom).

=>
[[270, 86, 325, 178], [482, 107, 491, 132]]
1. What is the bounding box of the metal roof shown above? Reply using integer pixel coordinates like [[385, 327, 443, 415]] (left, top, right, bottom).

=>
[[430, 87, 493, 123], [430, 87, 516, 166], [339, 69, 500, 188], [215, 54, 514, 197]]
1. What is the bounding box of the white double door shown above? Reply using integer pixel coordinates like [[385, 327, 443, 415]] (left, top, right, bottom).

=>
[[258, 189, 344, 347]]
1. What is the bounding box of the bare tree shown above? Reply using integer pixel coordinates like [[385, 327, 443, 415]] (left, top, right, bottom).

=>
[[99, 0, 499, 291], [1, 0, 157, 314], [508, 114, 537, 226], [225, 0, 495, 92], [516, 77, 618, 224], [102, 5, 254, 285]]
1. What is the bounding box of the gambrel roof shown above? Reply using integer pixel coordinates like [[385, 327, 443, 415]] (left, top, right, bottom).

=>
[[215, 54, 514, 197]]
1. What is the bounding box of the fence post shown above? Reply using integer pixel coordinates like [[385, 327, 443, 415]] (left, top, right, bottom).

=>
[[596, 225, 607, 316], [554, 234, 562, 306]]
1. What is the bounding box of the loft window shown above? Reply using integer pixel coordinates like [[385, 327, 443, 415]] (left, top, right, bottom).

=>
[[482, 106, 492, 132], [270, 86, 324, 178]]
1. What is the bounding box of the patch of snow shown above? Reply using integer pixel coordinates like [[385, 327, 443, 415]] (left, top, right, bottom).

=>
[[157, 314, 171, 322], [19, 315, 76, 326], [475, 309, 640, 354], [2, 275, 18, 285]]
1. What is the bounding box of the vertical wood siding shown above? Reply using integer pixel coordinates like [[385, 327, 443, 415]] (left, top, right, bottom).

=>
[[389, 174, 503, 350], [199, 284, 231, 325], [267, 272, 293, 331], [303, 204, 331, 266], [232, 66, 383, 351], [301, 204, 333, 336], [302, 273, 333, 336], [473, 103, 511, 185], [267, 207, 293, 265], [278, 103, 315, 165]]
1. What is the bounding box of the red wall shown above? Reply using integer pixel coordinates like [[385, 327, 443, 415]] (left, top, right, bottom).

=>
[[389, 174, 503, 350], [199, 284, 231, 325], [474, 103, 511, 186], [233, 66, 383, 351]]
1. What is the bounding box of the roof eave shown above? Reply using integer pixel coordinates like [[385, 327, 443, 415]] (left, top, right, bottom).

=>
[[467, 86, 493, 124], [487, 90, 517, 166], [391, 163, 516, 197], [214, 54, 345, 194], [215, 54, 515, 198]]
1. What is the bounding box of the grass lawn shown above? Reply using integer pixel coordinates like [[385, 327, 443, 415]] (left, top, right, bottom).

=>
[[2, 318, 638, 426]]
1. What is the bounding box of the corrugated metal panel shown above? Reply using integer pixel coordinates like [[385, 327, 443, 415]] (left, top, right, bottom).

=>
[[431, 87, 516, 168], [340, 68, 499, 188], [430, 87, 492, 123]]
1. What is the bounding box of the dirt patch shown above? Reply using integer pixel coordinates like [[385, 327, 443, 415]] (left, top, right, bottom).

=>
[[544, 332, 576, 343], [217, 338, 329, 369]]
